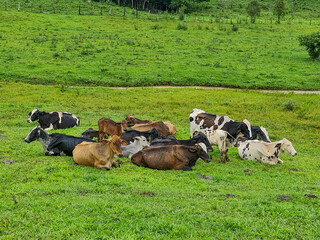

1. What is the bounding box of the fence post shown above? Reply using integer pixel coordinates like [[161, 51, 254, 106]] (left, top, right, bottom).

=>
[[123, 7, 125, 17], [41, 3, 43, 13], [194, 15, 197, 22], [109, 8, 112, 16], [66, 5, 68, 14], [30, 3, 32, 12], [5, 0, 7, 11], [18, 2, 20, 11], [92, 6, 94, 15], [52, 4, 55, 14], [100, 6, 102, 16], [310, 19, 312, 25], [78, 5, 81, 15]]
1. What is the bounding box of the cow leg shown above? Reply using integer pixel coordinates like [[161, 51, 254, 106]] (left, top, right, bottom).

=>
[[225, 149, 230, 162], [180, 166, 192, 171], [278, 158, 284, 164], [219, 150, 224, 163], [112, 160, 120, 168], [45, 148, 61, 156]]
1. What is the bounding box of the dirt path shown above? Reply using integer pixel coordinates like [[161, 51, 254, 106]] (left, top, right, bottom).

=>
[[115, 86, 320, 95]]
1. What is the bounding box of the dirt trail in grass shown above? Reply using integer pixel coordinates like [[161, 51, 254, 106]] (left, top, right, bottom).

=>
[[115, 86, 320, 95]]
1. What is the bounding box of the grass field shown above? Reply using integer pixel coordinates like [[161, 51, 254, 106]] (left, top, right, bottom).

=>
[[0, 82, 319, 239], [0, 10, 320, 90]]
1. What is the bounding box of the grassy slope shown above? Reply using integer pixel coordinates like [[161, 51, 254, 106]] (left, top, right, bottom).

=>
[[0, 82, 319, 239], [0, 11, 320, 90]]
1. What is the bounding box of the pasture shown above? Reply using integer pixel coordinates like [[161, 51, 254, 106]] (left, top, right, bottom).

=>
[[0, 11, 320, 90], [0, 82, 319, 239]]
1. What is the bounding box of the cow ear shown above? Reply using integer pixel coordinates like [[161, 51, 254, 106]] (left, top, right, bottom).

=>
[[188, 147, 197, 153], [275, 143, 281, 149], [101, 139, 111, 144], [121, 139, 128, 145]]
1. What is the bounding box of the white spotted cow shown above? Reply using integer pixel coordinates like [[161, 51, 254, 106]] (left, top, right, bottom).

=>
[[189, 108, 252, 142], [27, 109, 80, 130], [237, 138, 297, 165]]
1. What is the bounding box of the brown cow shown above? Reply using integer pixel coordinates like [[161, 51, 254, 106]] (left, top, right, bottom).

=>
[[131, 122, 170, 136], [98, 118, 127, 142], [81, 128, 99, 139], [73, 135, 123, 170], [131, 143, 211, 171], [126, 115, 177, 135]]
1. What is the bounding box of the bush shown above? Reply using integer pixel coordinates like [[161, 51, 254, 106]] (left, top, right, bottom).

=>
[[282, 100, 299, 111], [298, 32, 320, 59], [232, 24, 239, 32], [177, 23, 188, 30]]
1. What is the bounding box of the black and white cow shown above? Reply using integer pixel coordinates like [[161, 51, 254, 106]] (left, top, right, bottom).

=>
[[27, 109, 80, 130], [189, 108, 252, 142], [237, 138, 297, 165], [24, 126, 94, 156], [122, 128, 160, 144], [250, 126, 270, 142], [150, 132, 213, 152]]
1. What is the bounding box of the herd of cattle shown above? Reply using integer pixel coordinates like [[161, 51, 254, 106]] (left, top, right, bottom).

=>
[[24, 108, 297, 171]]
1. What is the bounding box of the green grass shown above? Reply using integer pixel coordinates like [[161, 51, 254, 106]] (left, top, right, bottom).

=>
[[0, 11, 320, 90], [0, 82, 319, 239]]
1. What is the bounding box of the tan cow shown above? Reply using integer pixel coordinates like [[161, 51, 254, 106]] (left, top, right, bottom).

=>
[[237, 138, 297, 165], [131, 121, 171, 136], [73, 135, 123, 170], [126, 115, 177, 135], [98, 118, 127, 142]]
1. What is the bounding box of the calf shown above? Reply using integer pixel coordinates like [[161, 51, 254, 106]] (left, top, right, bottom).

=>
[[73, 135, 123, 170], [27, 109, 79, 130], [81, 128, 99, 139], [189, 108, 252, 140], [250, 126, 270, 142], [126, 115, 177, 135], [122, 128, 160, 144], [205, 130, 234, 163], [237, 138, 297, 165], [98, 118, 127, 142], [131, 121, 170, 136], [121, 136, 150, 158], [150, 132, 213, 152], [131, 143, 210, 171], [24, 126, 94, 156]]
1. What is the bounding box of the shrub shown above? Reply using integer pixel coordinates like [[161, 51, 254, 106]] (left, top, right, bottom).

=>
[[232, 24, 239, 32], [177, 23, 188, 30], [282, 100, 299, 111], [298, 32, 320, 59]]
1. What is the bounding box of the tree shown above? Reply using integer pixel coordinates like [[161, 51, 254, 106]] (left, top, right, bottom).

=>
[[298, 32, 320, 59], [246, 0, 260, 23], [273, 0, 288, 24]]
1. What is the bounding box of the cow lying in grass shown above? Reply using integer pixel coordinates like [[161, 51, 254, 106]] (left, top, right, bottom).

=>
[[131, 143, 210, 171], [73, 135, 123, 170], [121, 136, 150, 158], [27, 109, 79, 130], [24, 126, 94, 156], [237, 138, 297, 165]]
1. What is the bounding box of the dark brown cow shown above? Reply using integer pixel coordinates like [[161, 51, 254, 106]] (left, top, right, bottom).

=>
[[81, 128, 99, 139], [131, 143, 210, 171], [98, 118, 127, 142]]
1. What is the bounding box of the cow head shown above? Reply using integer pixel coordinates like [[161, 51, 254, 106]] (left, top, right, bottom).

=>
[[240, 119, 252, 139], [195, 143, 211, 162], [148, 128, 160, 142], [121, 120, 128, 133], [133, 136, 150, 148], [194, 132, 213, 152], [24, 126, 45, 143], [281, 138, 297, 156], [27, 109, 40, 123], [109, 135, 123, 157], [125, 115, 136, 127]]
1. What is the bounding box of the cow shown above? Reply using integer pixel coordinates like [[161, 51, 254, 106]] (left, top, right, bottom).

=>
[[131, 143, 211, 171], [121, 136, 150, 158], [81, 128, 99, 139], [189, 108, 252, 141], [98, 118, 127, 142], [27, 109, 79, 130], [131, 121, 171, 136], [122, 128, 160, 144], [150, 132, 213, 152], [205, 130, 235, 163], [73, 135, 123, 170], [24, 126, 94, 156], [237, 138, 297, 165], [126, 115, 177, 135], [250, 126, 270, 142]]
